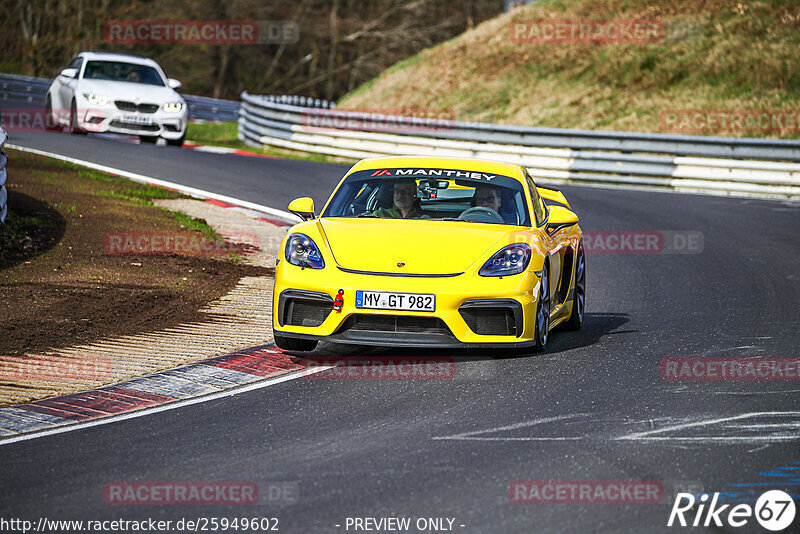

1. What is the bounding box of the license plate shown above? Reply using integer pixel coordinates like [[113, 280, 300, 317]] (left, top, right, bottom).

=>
[[122, 114, 153, 125], [355, 290, 435, 312]]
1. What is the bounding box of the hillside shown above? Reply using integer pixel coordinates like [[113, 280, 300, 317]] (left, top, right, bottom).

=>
[[338, 0, 800, 138]]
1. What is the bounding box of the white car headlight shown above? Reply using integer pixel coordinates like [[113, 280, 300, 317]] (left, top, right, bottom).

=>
[[83, 93, 109, 106], [163, 102, 184, 113]]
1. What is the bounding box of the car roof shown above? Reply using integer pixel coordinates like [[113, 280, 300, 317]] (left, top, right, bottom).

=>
[[77, 51, 160, 67], [347, 156, 527, 182]]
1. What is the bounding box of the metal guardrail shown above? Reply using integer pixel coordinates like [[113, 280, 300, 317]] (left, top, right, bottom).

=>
[[253, 94, 335, 109], [0, 73, 241, 122], [239, 92, 800, 200], [0, 126, 8, 223]]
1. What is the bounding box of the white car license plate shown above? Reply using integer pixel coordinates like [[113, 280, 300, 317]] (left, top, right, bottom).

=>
[[355, 290, 435, 312], [122, 114, 153, 125]]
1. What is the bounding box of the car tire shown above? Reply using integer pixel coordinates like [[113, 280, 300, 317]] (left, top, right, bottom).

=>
[[166, 133, 185, 147], [274, 334, 318, 352], [564, 241, 585, 330], [533, 263, 550, 352], [139, 135, 159, 144], [70, 99, 86, 135], [45, 96, 60, 131]]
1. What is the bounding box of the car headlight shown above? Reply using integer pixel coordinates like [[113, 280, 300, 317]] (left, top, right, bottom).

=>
[[479, 243, 531, 277], [83, 93, 108, 106], [285, 233, 325, 269], [163, 102, 184, 113]]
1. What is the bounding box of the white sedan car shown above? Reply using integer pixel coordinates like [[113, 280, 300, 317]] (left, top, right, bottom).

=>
[[46, 51, 188, 146]]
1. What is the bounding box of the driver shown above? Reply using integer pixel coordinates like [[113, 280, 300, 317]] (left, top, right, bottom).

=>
[[472, 184, 515, 224], [473, 184, 502, 212], [372, 179, 423, 219]]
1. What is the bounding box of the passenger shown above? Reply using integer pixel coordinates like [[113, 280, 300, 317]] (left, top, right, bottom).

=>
[[372, 179, 423, 219]]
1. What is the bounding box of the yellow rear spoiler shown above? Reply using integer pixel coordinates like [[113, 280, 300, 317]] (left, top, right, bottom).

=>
[[536, 184, 571, 210]]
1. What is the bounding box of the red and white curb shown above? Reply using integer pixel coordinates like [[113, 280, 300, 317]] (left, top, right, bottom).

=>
[[183, 141, 278, 159], [5, 144, 302, 227], [202, 198, 293, 227], [0, 345, 324, 444]]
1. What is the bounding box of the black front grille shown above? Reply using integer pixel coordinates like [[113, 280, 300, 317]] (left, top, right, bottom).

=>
[[339, 314, 451, 335], [115, 100, 137, 111], [115, 101, 159, 114], [459, 300, 522, 336], [109, 120, 159, 131], [283, 299, 332, 327]]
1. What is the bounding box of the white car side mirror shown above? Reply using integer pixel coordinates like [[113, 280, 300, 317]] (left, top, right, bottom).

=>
[[60, 68, 78, 79], [167, 78, 182, 90]]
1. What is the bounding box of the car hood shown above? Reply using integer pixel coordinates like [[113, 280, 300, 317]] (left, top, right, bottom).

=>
[[318, 218, 517, 275], [79, 79, 181, 103]]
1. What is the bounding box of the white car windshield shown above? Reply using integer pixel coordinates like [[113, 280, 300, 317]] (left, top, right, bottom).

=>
[[82, 61, 165, 86]]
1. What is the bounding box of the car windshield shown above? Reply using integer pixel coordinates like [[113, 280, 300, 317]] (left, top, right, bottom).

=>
[[322, 168, 531, 226], [82, 60, 165, 86]]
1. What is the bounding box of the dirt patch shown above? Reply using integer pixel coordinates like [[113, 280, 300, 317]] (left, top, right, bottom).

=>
[[0, 149, 272, 357]]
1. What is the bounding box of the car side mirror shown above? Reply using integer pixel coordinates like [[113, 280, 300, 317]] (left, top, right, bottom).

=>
[[60, 68, 78, 79], [545, 205, 579, 234], [288, 197, 315, 221], [167, 78, 182, 90]]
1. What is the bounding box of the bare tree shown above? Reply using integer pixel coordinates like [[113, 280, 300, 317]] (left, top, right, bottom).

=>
[[5, 0, 504, 100]]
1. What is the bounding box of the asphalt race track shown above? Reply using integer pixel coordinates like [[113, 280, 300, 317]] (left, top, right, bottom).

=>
[[2, 131, 799, 533]]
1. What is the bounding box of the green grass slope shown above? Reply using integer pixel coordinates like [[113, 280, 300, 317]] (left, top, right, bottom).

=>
[[338, 0, 800, 137]]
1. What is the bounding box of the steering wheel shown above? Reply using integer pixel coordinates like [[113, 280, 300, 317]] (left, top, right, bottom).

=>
[[458, 206, 505, 224]]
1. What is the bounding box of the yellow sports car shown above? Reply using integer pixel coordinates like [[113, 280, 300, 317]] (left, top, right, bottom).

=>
[[272, 156, 584, 353]]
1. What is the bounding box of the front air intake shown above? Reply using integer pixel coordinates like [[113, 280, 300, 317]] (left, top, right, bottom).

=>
[[459, 299, 523, 337], [338, 314, 451, 335], [278, 290, 333, 327]]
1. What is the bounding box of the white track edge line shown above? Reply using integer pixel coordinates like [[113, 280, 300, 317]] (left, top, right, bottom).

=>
[[6, 143, 301, 224], [0, 366, 331, 446]]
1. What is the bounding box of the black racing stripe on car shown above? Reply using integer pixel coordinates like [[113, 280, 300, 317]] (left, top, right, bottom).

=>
[[545, 221, 578, 235], [536, 184, 562, 192], [543, 199, 570, 208]]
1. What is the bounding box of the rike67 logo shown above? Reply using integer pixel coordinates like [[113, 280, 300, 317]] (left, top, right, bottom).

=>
[[668, 490, 796, 531]]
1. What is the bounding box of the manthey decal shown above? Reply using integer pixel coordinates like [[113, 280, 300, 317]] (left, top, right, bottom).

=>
[[367, 168, 500, 181]]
